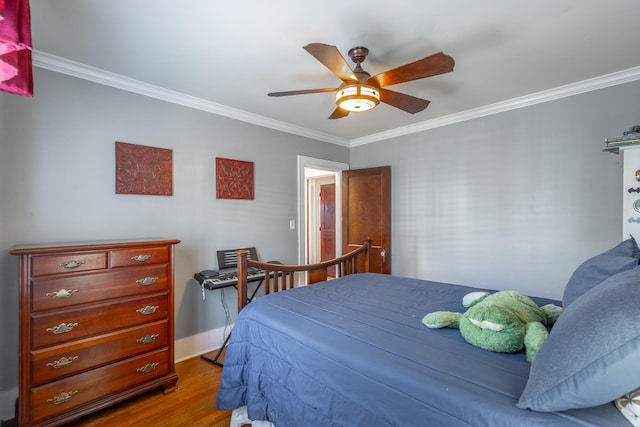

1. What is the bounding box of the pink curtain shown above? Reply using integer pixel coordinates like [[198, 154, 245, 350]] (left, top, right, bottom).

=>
[[0, 0, 33, 96]]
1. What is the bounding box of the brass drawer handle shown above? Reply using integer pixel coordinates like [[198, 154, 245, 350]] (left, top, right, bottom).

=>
[[46, 356, 78, 369], [137, 334, 160, 344], [47, 390, 78, 405], [137, 363, 159, 374], [136, 277, 159, 286], [46, 289, 79, 299], [136, 305, 159, 315], [131, 254, 151, 262], [46, 322, 79, 335], [60, 260, 85, 269]]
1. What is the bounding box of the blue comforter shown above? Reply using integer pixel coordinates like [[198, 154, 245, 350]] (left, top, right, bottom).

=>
[[216, 273, 627, 426]]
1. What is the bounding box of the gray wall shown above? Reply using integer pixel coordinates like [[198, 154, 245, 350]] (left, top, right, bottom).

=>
[[351, 80, 640, 299], [0, 68, 348, 419]]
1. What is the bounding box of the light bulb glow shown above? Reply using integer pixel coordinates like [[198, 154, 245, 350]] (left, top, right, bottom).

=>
[[335, 84, 380, 112]]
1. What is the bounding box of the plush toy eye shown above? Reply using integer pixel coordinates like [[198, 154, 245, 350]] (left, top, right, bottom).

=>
[[463, 291, 489, 307]]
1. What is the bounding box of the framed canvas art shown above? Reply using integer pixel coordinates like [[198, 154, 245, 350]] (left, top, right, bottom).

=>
[[216, 157, 254, 200], [115, 141, 173, 196]]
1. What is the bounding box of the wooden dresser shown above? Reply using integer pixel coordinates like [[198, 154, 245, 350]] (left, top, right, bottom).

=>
[[10, 239, 180, 427]]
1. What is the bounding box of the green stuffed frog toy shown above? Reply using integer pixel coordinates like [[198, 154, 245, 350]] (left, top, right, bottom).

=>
[[422, 290, 562, 362]]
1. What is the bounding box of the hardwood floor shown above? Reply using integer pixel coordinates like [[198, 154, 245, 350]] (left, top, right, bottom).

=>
[[64, 351, 233, 427]]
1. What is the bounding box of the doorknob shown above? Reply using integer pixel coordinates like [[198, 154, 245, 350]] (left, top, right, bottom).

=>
[[380, 249, 386, 262]]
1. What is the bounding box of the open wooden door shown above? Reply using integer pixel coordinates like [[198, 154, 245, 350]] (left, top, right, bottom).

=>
[[320, 183, 336, 277], [342, 166, 391, 274]]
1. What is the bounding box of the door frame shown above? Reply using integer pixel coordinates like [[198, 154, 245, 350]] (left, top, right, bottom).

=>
[[297, 156, 349, 266]]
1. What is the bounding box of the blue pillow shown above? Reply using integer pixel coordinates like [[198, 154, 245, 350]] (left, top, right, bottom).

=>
[[518, 266, 640, 412], [562, 238, 639, 308], [601, 237, 640, 257], [562, 255, 637, 308]]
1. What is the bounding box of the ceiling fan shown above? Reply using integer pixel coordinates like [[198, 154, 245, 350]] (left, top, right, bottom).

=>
[[268, 43, 455, 119]]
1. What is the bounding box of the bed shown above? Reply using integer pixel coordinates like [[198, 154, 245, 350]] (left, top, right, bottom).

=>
[[216, 240, 640, 426]]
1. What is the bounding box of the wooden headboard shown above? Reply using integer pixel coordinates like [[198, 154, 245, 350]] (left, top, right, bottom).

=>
[[236, 240, 371, 311]]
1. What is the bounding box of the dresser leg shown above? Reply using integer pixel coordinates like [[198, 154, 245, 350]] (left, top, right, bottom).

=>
[[162, 374, 180, 394]]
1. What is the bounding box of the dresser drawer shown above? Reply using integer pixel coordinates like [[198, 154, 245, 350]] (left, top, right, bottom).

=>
[[31, 252, 108, 277], [31, 265, 168, 312], [30, 348, 170, 424], [111, 246, 169, 267], [31, 320, 169, 386], [31, 294, 168, 348]]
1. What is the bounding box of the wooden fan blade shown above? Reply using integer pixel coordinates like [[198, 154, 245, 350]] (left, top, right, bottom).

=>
[[268, 88, 337, 97], [370, 52, 454, 87], [304, 43, 358, 82], [379, 88, 430, 114], [328, 107, 349, 119]]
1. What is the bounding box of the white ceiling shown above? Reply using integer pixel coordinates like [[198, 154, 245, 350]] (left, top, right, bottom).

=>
[[29, 0, 640, 146]]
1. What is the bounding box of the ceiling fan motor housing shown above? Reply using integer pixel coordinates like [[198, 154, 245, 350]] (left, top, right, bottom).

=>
[[348, 46, 369, 64]]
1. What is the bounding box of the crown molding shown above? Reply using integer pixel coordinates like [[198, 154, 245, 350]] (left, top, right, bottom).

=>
[[350, 66, 640, 147], [33, 51, 640, 148], [32, 50, 350, 147]]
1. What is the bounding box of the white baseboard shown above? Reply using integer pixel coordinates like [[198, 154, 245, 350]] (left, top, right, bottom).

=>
[[175, 324, 233, 363]]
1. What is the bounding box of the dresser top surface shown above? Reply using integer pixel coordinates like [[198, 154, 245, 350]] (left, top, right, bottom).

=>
[[10, 238, 181, 255]]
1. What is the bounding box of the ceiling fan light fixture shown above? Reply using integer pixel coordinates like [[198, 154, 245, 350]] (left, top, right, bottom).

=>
[[335, 84, 380, 112]]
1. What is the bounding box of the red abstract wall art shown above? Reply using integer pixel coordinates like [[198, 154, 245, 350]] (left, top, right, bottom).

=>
[[115, 141, 173, 196], [216, 157, 254, 200]]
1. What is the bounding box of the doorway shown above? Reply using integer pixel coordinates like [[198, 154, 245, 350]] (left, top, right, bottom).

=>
[[307, 174, 336, 276], [297, 156, 349, 270]]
